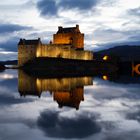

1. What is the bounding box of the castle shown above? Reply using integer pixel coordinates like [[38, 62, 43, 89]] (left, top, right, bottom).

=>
[[18, 25, 93, 66]]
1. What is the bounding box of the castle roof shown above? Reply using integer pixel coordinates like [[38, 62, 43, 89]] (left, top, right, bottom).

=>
[[18, 38, 41, 45], [57, 24, 80, 34]]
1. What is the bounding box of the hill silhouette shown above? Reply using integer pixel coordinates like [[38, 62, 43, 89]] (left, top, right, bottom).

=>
[[94, 45, 140, 61]]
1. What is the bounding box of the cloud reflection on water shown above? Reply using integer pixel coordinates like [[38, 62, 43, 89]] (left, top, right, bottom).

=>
[[37, 110, 101, 139], [0, 70, 140, 139]]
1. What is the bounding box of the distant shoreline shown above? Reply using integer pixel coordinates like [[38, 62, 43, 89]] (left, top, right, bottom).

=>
[[0, 57, 139, 78]]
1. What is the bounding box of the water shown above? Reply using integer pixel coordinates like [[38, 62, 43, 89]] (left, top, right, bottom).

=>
[[0, 69, 140, 140]]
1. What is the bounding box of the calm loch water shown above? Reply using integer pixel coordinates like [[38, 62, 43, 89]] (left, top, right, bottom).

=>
[[0, 69, 140, 140]]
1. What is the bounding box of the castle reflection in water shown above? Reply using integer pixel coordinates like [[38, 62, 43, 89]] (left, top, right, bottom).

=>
[[18, 70, 93, 110]]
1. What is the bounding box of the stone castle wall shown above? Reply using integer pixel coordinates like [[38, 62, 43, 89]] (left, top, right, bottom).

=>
[[36, 44, 93, 60], [18, 44, 93, 66], [53, 33, 84, 50], [18, 44, 37, 66], [36, 44, 72, 58]]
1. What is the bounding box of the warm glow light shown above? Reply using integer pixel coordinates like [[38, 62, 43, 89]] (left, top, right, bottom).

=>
[[102, 75, 108, 80], [103, 55, 109, 61], [0, 74, 15, 79], [36, 49, 40, 57], [132, 63, 140, 75], [36, 78, 41, 90]]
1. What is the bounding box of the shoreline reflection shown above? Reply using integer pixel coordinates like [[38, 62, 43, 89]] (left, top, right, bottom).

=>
[[18, 70, 93, 110]]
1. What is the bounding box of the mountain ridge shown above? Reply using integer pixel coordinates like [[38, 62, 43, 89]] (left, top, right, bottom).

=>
[[94, 45, 140, 61]]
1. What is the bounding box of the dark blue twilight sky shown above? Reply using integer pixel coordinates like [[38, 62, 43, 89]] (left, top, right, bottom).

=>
[[0, 0, 139, 60]]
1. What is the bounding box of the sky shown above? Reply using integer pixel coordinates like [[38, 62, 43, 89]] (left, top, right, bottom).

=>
[[0, 0, 140, 60]]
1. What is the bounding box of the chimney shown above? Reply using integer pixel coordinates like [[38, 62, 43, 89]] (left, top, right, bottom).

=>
[[20, 38, 22, 42], [38, 38, 41, 45], [18, 38, 23, 45], [50, 40, 52, 44], [23, 39, 25, 44], [76, 24, 79, 29], [58, 26, 63, 31]]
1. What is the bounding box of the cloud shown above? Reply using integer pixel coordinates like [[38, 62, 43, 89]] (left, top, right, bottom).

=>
[[0, 78, 17, 90], [37, 110, 101, 138], [125, 7, 140, 25], [103, 131, 140, 140], [126, 110, 140, 123], [0, 123, 43, 140], [128, 7, 140, 17], [58, 0, 99, 10], [0, 23, 33, 53], [94, 28, 124, 43], [37, 0, 100, 16], [37, 0, 58, 16], [0, 38, 18, 52], [128, 33, 140, 41], [0, 93, 33, 106], [93, 26, 140, 50], [0, 51, 17, 61], [0, 23, 32, 34], [0, 78, 34, 106], [0, 92, 33, 106]]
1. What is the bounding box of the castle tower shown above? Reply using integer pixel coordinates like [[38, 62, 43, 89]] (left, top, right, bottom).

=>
[[53, 24, 84, 50], [18, 38, 41, 66]]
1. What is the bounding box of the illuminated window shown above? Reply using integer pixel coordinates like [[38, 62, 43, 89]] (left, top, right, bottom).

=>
[[102, 75, 108, 80], [103, 55, 109, 61]]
